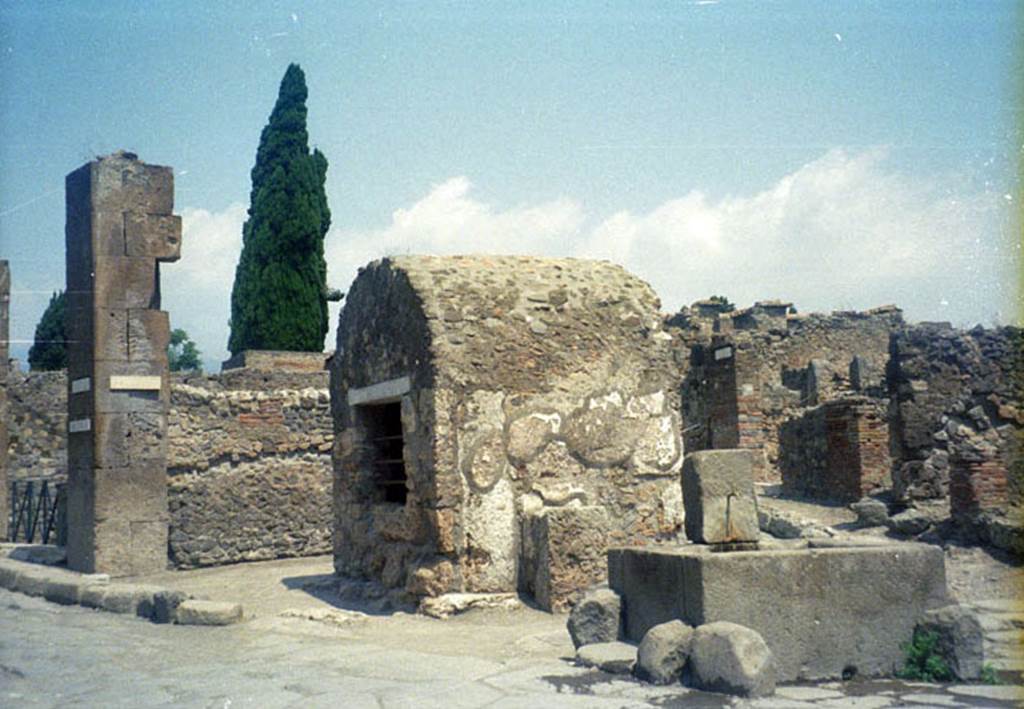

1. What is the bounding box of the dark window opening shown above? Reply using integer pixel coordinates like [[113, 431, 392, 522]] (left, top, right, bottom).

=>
[[362, 401, 407, 505]]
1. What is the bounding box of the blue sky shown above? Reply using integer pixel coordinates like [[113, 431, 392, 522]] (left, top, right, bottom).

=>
[[1, 1, 1020, 371]]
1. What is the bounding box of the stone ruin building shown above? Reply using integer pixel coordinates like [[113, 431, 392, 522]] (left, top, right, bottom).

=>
[[1, 152, 1019, 602], [331, 255, 685, 610], [674, 300, 900, 487], [670, 299, 1022, 553]]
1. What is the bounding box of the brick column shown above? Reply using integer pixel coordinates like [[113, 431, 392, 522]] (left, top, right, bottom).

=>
[[0, 260, 9, 541], [950, 448, 1008, 521], [64, 151, 181, 576], [824, 398, 891, 502]]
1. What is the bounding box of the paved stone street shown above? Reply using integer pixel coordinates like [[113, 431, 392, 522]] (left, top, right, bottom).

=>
[[2, 566, 1023, 709]]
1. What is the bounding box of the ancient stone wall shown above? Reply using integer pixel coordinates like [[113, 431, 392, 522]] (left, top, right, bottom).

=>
[[3, 367, 332, 566], [6, 370, 68, 483], [779, 397, 890, 502], [889, 323, 1022, 516], [676, 303, 901, 481], [333, 255, 685, 610], [167, 368, 332, 567]]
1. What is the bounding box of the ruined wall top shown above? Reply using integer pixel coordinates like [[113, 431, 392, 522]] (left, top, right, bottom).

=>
[[340, 255, 673, 393], [669, 300, 903, 342]]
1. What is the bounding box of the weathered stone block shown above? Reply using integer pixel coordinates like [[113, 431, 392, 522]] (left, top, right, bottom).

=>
[[92, 257, 160, 310], [94, 583, 159, 615], [176, 599, 244, 626], [851, 498, 889, 527], [124, 213, 181, 261], [79, 308, 171, 364], [151, 589, 189, 624], [0, 559, 23, 589], [635, 619, 693, 685], [690, 621, 775, 698], [91, 155, 174, 215], [524, 506, 609, 612], [682, 450, 759, 544], [93, 465, 168, 522], [42, 578, 86, 606], [567, 587, 621, 649], [918, 605, 985, 680], [608, 543, 948, 681], [92, 413, 167, 468]]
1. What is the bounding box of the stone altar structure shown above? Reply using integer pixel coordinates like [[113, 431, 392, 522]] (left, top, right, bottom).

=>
[[610, 449, 948, 681], [0, 259, 9, 540], [64, 151, 181, 576], [331, 255, 685, 610]]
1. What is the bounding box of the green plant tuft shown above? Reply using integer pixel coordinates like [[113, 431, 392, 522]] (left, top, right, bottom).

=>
[[896, 629, 953, 683], [979, 663, 1001, 685]]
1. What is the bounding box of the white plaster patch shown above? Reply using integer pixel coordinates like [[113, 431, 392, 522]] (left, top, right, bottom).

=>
[[660, 481, 684, 529], [347, 376, 410, 406], [634, 414, 682, 472], [463, 477, 517, 590], [109, 375, 161, 391], [626, 390, 665, 418], [587, 391, 623, 410], [68, 418, 92, 433]]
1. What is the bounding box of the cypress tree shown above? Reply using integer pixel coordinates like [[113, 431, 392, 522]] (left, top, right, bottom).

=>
[[228, 63, 331, 354], [28, 290, 66, 371]]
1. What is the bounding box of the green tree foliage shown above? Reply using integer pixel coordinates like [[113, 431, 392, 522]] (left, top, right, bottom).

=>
[[168, 328, 202, 372], [28, 290, 66, 371], [228, 63, 331, 355]]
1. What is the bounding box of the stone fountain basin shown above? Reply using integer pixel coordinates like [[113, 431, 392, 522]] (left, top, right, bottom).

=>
[[608, 540, 948, 682]]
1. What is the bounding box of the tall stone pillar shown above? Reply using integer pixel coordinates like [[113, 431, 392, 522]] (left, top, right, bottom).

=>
[[0, 260, 9, 541], [65, 151, 181, 575]]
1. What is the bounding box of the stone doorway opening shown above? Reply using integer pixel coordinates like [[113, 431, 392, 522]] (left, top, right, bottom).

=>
[[359, 401, 407, 505]]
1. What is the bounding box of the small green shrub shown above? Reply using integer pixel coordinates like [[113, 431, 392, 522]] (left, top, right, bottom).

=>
[[979, 663, 1001, 685], [896, 629, 953, 682]]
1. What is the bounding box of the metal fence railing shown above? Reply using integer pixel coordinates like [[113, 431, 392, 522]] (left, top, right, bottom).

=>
[[8, 479, 65, 545]]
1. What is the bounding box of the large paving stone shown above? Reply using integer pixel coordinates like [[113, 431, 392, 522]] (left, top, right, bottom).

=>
[[176, 599, 244, 626], [682, 450, 759, 544], [635, 619, 693, 685], [946, 684, 1024, 702], [608, 542, 948, 681], [690, 621, 775, 698], [567, 588, 620, 649], [575, 642, 637, 674]]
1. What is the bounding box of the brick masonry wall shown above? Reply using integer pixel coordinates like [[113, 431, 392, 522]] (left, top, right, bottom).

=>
[[778, 396, 892, 504], [4, 367, 333, 567], [678, 304, 900, 482]]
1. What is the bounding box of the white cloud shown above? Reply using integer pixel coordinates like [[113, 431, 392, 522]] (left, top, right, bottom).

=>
[[581, 148, 1012, 324], [164, 149, 1016, 369], [161, 202, 246, 370]]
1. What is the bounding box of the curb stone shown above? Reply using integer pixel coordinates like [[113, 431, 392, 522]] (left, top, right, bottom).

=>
[[0, 555, 244, 626]]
